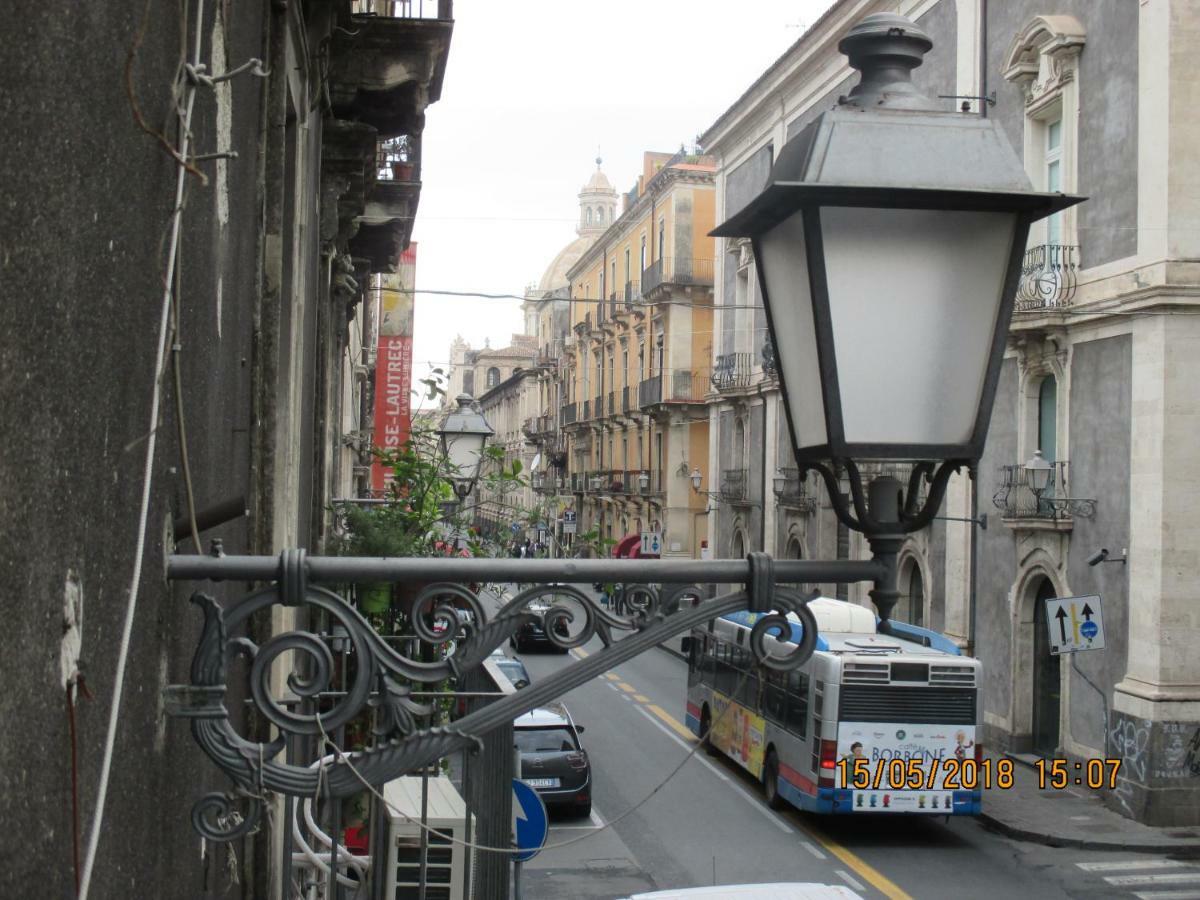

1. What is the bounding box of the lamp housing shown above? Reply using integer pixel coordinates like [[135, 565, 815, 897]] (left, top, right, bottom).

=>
[[1024, 449, 1053, 493], [711, 13, 1083, 468], [438, 394, 493, 499]]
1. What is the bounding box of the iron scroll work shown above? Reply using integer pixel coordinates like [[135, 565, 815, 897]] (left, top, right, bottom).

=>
[[166, 552, 886, 839]]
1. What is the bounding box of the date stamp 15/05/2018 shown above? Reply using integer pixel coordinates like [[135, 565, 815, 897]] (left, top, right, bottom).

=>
[[835, 756, 1122, 791]]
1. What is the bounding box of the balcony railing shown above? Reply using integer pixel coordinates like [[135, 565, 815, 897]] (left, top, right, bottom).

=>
[[624, 281, 641, 305], [638, 376, 662, 407], [761, 339, 777, 378], [621, 385, 631, 414], [774, 467, 817, 514], [352, 0, 453, 20], [594, 395, 604, 419], [712, 353, 756, 391], [1015, 244, 1079, 312], [582, 399, 590, 420], [992, 459, 1095, 520], [563, 402, 577, 426], [641, 257, 715, 296], [721, 469, 749, 504], [669, 370, 709, 403], [607, 391, 616, 416]]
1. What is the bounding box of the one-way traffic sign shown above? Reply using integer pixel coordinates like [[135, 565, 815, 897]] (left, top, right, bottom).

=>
[[1044, 594, 1105, 655]]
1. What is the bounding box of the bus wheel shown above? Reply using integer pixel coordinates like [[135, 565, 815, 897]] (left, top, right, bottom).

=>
[[700, 707, 717, 756], [763, 751, 786, 810]]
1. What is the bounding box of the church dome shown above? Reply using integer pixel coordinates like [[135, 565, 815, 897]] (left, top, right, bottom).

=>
[[582, 165, 614, 195], [538, 235, 592, 293]]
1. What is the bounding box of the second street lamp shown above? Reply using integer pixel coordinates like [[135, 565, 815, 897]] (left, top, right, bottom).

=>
[[438, 393, 494, 501], [711, 12, 1084, 624]]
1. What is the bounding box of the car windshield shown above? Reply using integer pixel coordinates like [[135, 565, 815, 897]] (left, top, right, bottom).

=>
[[514, 727, 577, 753]]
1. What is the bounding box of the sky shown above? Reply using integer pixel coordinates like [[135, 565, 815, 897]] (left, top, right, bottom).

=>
[[410, 0, 838, 406]]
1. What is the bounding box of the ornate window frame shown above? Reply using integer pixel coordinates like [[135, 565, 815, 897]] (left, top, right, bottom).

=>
[[1002, 15, 1087, 254]]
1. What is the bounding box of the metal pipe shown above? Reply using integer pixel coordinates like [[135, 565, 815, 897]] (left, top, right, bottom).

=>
[[172, 495, 249, 541], [167, 553, 885, 585]]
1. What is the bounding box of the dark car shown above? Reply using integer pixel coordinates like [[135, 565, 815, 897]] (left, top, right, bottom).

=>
[[514, 703, 591, 817], [511, 598, 570, 653]]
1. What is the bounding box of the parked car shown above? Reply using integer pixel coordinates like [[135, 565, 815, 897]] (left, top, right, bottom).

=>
[[513, 703, 590, 817], [511, 598, 570, 653]]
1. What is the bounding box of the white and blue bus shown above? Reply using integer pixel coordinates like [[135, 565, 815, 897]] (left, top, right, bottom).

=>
[[684, 598, 990, 815]]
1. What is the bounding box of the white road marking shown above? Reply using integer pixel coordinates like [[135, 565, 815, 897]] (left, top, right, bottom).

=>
[[1132, 892, 1200, 900], [802, 841, 827, 860], [549, 807, 606, 831], [631, 706, 793, 834], [1078, 860, 1200, 872], [1106, 874, 1200, 887], [837, 870, 866, 892]]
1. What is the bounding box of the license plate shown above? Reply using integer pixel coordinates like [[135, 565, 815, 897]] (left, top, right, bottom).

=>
[[525, 777, 560, 789]]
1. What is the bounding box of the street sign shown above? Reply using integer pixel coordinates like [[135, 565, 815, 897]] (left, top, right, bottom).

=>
[[1044, 594, 1105, 655], [640, 531, 662, 556], [511, 778, 549, 863]]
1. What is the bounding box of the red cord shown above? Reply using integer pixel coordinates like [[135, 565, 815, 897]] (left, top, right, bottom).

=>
[[67, 677, 92, 897]]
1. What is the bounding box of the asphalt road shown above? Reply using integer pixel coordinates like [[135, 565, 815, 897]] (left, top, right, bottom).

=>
[[494, 593, 1200, 900]]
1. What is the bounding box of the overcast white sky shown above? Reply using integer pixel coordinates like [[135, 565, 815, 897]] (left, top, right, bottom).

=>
[[411, 0, 838, 405]]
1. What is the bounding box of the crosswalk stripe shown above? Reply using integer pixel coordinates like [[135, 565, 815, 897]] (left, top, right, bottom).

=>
[[1132, 891, 1200, 900], [1105, 874, 1200, 887], [1077, 861, 1200, 873]]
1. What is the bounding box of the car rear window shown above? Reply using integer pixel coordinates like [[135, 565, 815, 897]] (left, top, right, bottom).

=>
[[514, 727, 577, 753]]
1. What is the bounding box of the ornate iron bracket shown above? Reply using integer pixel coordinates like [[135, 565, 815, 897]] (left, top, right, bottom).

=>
[[166, 553, 885, 835]]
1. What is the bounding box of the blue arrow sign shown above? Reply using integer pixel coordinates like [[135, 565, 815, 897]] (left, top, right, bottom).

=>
[[1081, 620, 1099, 640], [512, 779, 549, 863]]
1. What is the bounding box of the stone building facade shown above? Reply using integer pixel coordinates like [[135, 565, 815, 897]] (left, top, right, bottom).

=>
[[699, 0, 1200, 825], [0, 1, 452, 895]]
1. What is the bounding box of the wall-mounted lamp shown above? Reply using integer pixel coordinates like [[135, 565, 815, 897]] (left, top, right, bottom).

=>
[[1087, 547, 1127, 567]]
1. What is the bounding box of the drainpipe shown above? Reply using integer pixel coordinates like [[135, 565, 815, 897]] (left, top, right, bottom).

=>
[[968, 469, 979, 655], [758, 384, 767, 551], [980, 0, 988, 119]]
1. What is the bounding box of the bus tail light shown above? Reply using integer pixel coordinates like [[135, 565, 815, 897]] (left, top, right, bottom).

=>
[[818, 739, 838, 787]]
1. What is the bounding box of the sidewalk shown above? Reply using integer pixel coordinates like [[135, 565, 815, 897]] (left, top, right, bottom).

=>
[[979, 754, 1200, 854]]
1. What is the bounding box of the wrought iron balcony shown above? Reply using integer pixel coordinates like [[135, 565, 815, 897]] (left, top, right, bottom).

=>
[[623, 281, 641, 305], [581, 399, 590, 420], [375, 134, 418, 182], [575, 311, 592, 335], [720, 468, 750, 504], [562, 402, 578, 426], [594, 394, 604, 419], [641, 257, 715, 298], [621, 385, 631, 414], [711, 353, 755, 391], [992, 459, 1095, 521], [1015, 244, 1079, 312], [773, 467, 817, 514], [638, 375, 662, 408]]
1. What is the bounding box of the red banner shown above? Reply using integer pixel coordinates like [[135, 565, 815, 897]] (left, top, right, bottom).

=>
[[371, 333, 413, 492]]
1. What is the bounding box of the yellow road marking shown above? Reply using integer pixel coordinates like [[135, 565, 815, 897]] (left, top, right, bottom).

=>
[[644, 702, 913, 900], [616, 682, 637, 693], [801, 826, 913, 900], [604, 673, 620, 681], [646, 704, 696, 741], [634, 694, 650, 703], [573, 647, 589, 659]]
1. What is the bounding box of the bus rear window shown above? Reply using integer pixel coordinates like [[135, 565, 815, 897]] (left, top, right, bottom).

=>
[[891, 663, 929, 682]]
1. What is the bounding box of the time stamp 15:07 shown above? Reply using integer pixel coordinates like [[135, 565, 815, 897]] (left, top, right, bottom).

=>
[[836, 756, 1122, 791]]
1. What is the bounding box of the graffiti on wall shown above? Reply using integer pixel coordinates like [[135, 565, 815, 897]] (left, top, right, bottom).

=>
[[1107, 714, 1200, 817]]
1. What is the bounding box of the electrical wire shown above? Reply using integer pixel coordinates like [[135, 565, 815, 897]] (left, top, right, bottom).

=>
[[78, 1, 205, 896]]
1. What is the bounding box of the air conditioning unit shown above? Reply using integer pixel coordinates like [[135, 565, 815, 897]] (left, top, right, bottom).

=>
[[384, 776, 474, 900]]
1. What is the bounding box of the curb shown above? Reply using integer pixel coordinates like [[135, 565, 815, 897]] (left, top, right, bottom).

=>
[[979, 811, 1200, 855]]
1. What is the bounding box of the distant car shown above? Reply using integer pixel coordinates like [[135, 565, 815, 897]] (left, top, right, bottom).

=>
[[514, 703, 590, 817], [619, 885, 863, 900], [511, 599, 570, 653]]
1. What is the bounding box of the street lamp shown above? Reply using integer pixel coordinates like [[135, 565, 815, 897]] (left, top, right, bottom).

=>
[[690, 467, 703, 493], [711, 12, 1083, 623], [1024, 448, 1053, 513], [638, 471, 650, 493], [438, 393, 494, 501]]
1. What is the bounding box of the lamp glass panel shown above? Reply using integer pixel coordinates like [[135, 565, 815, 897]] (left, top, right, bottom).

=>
[[443, 431, 484, 478], [757, 211, 827, 450], [820, 207, 1016, 448]]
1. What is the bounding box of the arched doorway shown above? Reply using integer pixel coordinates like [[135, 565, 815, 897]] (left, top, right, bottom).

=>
[[1031, 577, 1061, 755], [785, 535, 805, 592], [731, 529, 746, 560]]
